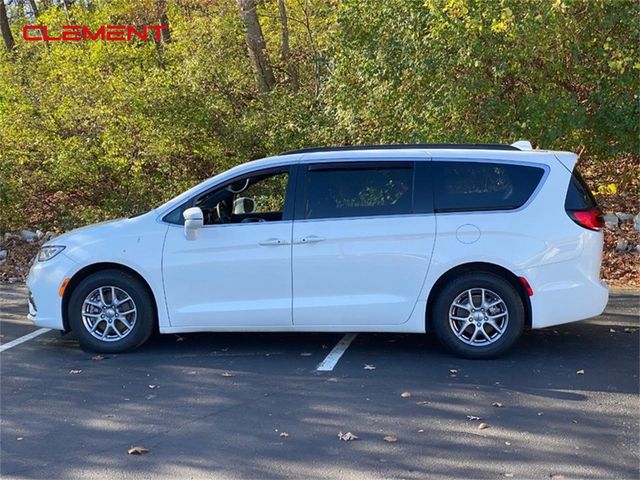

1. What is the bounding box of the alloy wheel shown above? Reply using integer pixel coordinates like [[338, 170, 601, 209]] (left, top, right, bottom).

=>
[[81, 286, 137, 342], [448, 288, 509, 346]]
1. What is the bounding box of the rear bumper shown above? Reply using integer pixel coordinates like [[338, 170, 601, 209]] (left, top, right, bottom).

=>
[[527, 264, 608, 329]]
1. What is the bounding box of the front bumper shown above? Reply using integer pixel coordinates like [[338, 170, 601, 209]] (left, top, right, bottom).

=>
[[26, 252, 78, 330]]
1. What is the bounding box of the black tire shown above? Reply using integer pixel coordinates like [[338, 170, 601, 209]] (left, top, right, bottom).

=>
[[432, 272, 524, 359], [68, 269, 155, 353]]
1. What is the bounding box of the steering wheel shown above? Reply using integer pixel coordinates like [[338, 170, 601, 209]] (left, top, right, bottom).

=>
[[214, 199, 231, 223]]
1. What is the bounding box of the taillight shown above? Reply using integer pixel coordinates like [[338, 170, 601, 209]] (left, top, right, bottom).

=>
[[567, 208, 604, 231]]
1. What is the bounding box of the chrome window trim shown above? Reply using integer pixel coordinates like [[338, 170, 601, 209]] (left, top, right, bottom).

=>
[[165, 219, 293, 229], [293, 212, 436, 225]]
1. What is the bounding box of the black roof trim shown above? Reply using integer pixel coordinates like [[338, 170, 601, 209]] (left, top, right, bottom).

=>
[[281, 144, 519, 156]]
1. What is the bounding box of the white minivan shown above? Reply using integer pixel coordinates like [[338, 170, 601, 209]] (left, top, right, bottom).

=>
[[27, 142, 608, 358]]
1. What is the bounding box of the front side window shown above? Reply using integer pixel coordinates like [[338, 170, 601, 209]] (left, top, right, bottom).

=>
[[164, 168, 290, 225], [197, 170, 289, 225], [303, 163, 414, 220], [433, 161, 545, 212]]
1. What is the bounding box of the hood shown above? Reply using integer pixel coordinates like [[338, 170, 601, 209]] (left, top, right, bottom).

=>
[[44, 212, 158, 249]]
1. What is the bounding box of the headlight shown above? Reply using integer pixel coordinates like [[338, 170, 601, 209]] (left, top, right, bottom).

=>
[[37, 246, 65, 262]]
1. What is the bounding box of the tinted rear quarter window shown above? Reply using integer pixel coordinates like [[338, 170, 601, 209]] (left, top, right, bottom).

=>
[[433, 161, 545, 212], [564, 169, 597, 210]]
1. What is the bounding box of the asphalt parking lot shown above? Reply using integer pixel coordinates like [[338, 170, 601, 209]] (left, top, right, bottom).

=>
[[1, 284, 638, 480]]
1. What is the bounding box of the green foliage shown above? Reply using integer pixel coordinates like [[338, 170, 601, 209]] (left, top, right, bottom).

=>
[[327, 0, 639, 152], [0, 0, 637, 233]]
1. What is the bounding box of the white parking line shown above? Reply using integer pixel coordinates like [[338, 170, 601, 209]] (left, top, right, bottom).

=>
[[0, 328, 51, 353], [316, 333, 358, 371]]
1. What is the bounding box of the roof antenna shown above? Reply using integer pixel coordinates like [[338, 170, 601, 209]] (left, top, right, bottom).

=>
[[511, 140, 533, 150]]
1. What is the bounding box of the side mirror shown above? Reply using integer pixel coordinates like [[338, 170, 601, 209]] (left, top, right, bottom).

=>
[[233, 197, 256, 214], [183, 207, 204, 240]]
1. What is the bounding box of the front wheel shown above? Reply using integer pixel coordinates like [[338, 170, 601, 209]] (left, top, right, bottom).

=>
[[432, 272, 525, 359], [68, 270, 155, 353]]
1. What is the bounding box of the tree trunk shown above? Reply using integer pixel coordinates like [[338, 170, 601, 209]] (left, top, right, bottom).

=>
[[235, 0, 275, 93], [62, 0, 74, 23], [278, 0, 298, 90], [28, 0, 39, 17], [0, 0, 15, 52], [157, 0, 171, 42]]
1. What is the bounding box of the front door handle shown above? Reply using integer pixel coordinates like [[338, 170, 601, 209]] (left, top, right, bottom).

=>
[[296, 235, 325, 244], [259, 238, 288, 246]]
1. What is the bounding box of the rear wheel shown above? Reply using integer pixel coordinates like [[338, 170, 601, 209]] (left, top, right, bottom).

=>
[[432, 272, 524, 359], [68, 270, 155, 353]]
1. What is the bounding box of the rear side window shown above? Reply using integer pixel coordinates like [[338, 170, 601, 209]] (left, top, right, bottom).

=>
[[564, 169, 597, 210], [303, 163, 413, 219], [433, 161, 545, 212]]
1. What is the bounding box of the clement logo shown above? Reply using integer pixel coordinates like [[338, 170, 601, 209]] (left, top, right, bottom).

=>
[[23, 25, 168, 42]]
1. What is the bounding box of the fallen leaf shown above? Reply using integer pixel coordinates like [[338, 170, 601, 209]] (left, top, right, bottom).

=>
[[492, 402, 504, 408], [91, 355, 105, 361], [69, 370, 82, 375], [383, 435, 398, 443], [400, 391, 412, 398], [576, 369, 585, 375], [300, 352, 312, 356], [221, 372, 234, 377], [467, 415, 482, 421], [279, 432, 289, 438], [338, 431, 359, 441], [148, 384, 158, 389], [363, 364, 376, 370], [478, 423, 489, 430], [127, 445, 149, 455]]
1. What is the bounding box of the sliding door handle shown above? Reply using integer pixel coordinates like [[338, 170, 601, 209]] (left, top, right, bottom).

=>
[[297, 235, 325, 244]]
